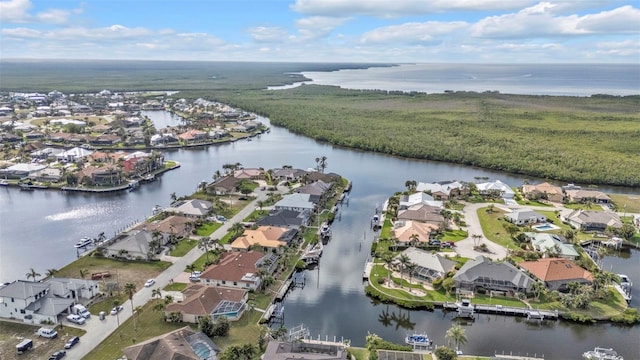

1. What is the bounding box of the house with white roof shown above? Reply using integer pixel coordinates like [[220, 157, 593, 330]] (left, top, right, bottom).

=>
[[399, 192, 443, 210], [526, 232, 579, 259], [0, 163, 47, 178], [476, 180, 515, 199], [274, 193, 315, 212], [505, 209, 547, 225], [56, 147, 94, 162]]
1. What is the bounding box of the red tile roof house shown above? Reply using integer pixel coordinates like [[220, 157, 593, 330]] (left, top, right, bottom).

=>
[[178, 129, 207, 143], [520, 258, 594, 292], [199, 251, 267, 291], [164, 284, 248, 323]]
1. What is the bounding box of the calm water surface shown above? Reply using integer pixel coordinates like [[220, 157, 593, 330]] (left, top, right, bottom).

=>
[[1, 111, 638, 358]]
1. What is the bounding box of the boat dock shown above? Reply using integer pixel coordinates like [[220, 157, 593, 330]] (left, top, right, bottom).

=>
[[613, 284, 632, 302], [443, 302, 559, 320], [275, 279, 293, 301], [363, 260, 373, 280], [301, 242, 323, 264]]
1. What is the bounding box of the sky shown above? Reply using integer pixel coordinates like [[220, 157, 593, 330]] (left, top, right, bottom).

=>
[[0, 0, 639, 63]]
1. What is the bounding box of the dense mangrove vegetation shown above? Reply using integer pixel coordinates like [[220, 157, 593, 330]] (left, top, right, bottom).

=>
[[204, 85, 640, 186]]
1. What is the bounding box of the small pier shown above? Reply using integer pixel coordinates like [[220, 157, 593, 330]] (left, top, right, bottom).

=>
[[363, 260, 373, 280], [275, 279, 293, 301], [443, 301, 559, 320], [261, 303, 284, 324]]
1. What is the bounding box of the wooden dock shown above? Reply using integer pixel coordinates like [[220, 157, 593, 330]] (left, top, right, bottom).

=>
[[275, 279, 293, 301], [443, 302, 559, 320]]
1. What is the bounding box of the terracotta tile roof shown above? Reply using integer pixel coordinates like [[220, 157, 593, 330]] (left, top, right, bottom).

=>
[[165, 284, 246, 316], [392, 221, 437, 243], [231, 226, 288, 250], [521, 258, 594, 282], [200, 250, 265, 283]]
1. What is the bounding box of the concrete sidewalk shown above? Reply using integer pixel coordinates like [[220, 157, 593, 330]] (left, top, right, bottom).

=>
[[69, 189, 277, 359]]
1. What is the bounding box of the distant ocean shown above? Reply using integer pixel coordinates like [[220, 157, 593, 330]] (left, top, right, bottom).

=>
[[294, 63, 640, 96]]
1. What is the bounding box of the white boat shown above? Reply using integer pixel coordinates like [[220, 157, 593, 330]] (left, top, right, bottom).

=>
[[582, 347, 623, 360], [320, 224, 331, 238], [617, 274, 632, 289], [74, 237, 93, 248], [0, 180, 8, 186], [405, 333, 432, 348]]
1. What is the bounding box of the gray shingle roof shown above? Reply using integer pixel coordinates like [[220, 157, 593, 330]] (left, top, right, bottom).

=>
[[453, 256, 533, 290]]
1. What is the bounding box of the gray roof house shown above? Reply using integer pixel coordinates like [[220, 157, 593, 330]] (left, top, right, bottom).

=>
[[453, 256, 534, 295], [526, 232, 579, 259], [167, 199, 213, 217], [296, 180, 332, 204], [104, 230, 160, 260], [256, 209, 310, 229], [263, 340, 347, 360], [46, 277, 100, 301], [505, 209, 547, 225], [564, 210, 622, 232], [274, 193, 315, 212], [396, 248, 456, 282], [0, 281, 74, 324], [123, 326, 219, 360], [273, 168, 308, 181]]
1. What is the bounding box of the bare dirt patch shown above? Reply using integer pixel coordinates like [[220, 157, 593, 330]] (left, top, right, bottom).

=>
[[0, 322, 83, 360]]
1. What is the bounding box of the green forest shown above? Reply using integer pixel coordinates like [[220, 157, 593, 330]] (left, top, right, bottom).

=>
[[199, 85, 640, 186]]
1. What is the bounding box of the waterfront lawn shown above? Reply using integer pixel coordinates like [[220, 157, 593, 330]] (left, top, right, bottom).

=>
[[469, 294, 527, 308], [441, 230, 468, 242], [169, 239, 197, 257], [214, 292, 273, 349], [243, 209, 268, 222], [380, 218, 393, 239], [194, 221, 222, 236], [84, 300, 189, 360], [54, 256, 171, 291], [609, 193, 640, 213], [476, 208, 518, 249], [163, 282, 187, 292], [348, 347, 370, 360], [528, 288, 628, 319]]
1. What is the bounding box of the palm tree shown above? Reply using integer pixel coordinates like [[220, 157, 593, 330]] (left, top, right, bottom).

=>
[[198, 237, 215, 264], [256, 200, 264, 212], [230, 222, 245, 236], [134, 305, 143, 331], [164, 295, 174, 304], [398, 254, 410, 286], [531, 281, 547, 301], [152, 288, 162, 299], [124, 282, 137, 311], [446, 324, 467, 352], [409, 233, 420, 246], [382, 253, 394, 285], [185, 263, 198, 276], [79, 268, 89, 279], [318, 156, 328, 173], [471, 234, 483, 247], [113, 299, 122, 326], [26, 268, 41, 282], [405, 262, 417, 285], [45, 268, 58, 278]]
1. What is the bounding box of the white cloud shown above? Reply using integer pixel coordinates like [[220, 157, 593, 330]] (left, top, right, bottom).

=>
[[361, 21, 468, 44], [293, 16, 349, 41], [292, 0, 535, 17], [471, 4, 640, 38], [0, 0, 82, 24], [594, 39, 640, 57], [247, 26, 289, 43]]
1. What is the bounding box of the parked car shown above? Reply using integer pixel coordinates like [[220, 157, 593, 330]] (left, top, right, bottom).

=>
[[443, 241, 455, 247], [16, 339, 33, 354], [64, 336, 80, 349], [216, 215, 227, 222], [428, 240, 441, 246], [66, 314, 85, 325], [189, 271, 202, 282], [110, 305, 124, 315], [144, 278, 156, 287], [36, 327, 58, 339], [48, 350, 66, 360]]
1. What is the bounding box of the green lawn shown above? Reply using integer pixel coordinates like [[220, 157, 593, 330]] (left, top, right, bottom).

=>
[[84, 300, 189, 360], [516, 198, 552, 207], [191, 251, 220, 271], [528, 288, 628, 319], [609, 193, 640, 213], [243, 209, 268, 222], [163, 282, 188, 291], [194, 222, 222, 237], [348, 347, 370, 360], [476, 208, 518, 248], [380, 218, 393, 239], [441, 230, 468, 241], [169, 239, 198, 257], [89, 294, 129, 315]]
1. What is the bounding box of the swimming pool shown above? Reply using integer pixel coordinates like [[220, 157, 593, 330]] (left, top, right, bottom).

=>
[[533, 223, 560, 231]]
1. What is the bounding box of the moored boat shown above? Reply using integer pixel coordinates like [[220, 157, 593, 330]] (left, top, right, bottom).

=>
[[405, 332, 432, 348], [0, 179, 9, 186], [74, 237, 93, 248], [582, 347, 623, 360]]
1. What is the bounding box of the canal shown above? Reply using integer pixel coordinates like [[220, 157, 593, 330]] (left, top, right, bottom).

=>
[[0, 111, 637, 359]]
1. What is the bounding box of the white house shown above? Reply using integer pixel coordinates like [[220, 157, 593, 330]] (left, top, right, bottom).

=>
[[505, 209, 547, 225], [0, 281, 74, 324], [476, 180, 515, 199], [399, 192, 443, 209], [274, 193, 315, 212], [56, 147, 94, 163]]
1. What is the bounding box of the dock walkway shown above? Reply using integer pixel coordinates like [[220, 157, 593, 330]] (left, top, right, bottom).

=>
[[443, 302, 559, 320]]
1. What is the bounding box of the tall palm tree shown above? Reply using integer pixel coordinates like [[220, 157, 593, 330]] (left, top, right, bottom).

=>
[[124, 282, 137, 313], [26, 268, 41, 282], [134, 305, 143, 331], [185, 264, 198, 276], [405, 262, 417, 285], [113, 299, 122, 327], [382, 253, 394, 285], [398, 254, 411, 286], [446, 324, 467, 352], [230, 222, 245, 236], [318, 156, 328, 173], [45, 268, 58, 278], [151, 288, 162, 299], [198, 237, 214, 264]]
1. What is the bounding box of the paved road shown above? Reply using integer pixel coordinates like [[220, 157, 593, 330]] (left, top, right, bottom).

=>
[[68, 187, 279, 360]]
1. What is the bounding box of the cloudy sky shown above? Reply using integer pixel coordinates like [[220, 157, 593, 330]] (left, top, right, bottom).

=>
[[1, 0, 639, 63]]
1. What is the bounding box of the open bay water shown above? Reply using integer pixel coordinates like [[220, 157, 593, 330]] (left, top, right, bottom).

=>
[[298, 63, 640, 96], [1, 107, 639, 357]]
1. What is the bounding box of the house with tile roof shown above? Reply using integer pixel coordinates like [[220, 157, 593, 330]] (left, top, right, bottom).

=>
[[123, 326, 219, 360], [564, 210, 622, 232], [520, 258, 593, 292], [135, 215, 194, 238], [230, 226, 297, 253], [522, 182, 563, 203], [165, 284, 247, 323], [167, 199, 213, 218], [416, 180, 467, 200], [453, 256, 534, 295], [526, 232, 579, 259], [392, 220, 438, 244], [233, 168, 263, 179], [476, 180, 515, 199], [396, 204, 445, 227], [564, 189, 611, 204], [396, 248, 456, 283], [199, 251, 268, 291]]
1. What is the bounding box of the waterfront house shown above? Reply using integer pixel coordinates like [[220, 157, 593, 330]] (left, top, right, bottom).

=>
[[199, 251, 273, 291], [89, 134, 121, 146], [123, 327, 219, 360], [233, 168, 264, 179], [399, 192, 443, 210], [29, 167, 63, 183], [178, 129, 207, 143], [274, 193, 316, 213], [563, 210, 622, 232], [396, 204, 445, 227], [305, 171, 341, 184], [0, 280, 74, 325], [207, 176, 242, 195], [453, 256, 534, 295], [392, 220, 438, 245], [230, 226, 297, 253], [522, 182, 563, 203], [256, 209, 310, 229], [263, 340, 348, 360], [475, 180, 515, 199], [505, 209, 547, 226], [0, 163, 46, 179], [136, 215, 194, 239], [564, 189, 611, 204], [56, 147, 94, 163], [165, 284, 248, 323], [166, 199, 213, 218], [520, 258, 593, 292], [295, 180, 333, 204], [395, 247, 456, 282], [416, 180, 467, 200], [104, 230, 161, 260], [273, 168, 308, 182], [526, 232, 579, 259], [30, 147, 64, 160]]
